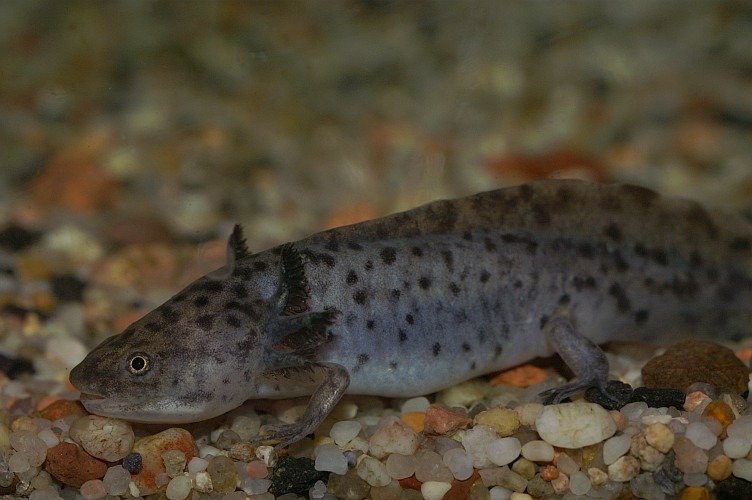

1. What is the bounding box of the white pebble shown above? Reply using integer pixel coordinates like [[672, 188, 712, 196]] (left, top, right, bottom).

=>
[[368, 416, 419, 459], [79, 479, 106, 500], [10, 430, 47, 466], [685, 422, 717, 450], [165, 475, 192, 500], [240, 477, 272, 495], [309, 479, 327, 499], [401, 397, 430, 413], [37, 429, 59, 448], [330, 420, 362, 446], [555, 453, 579, 475], [314, 444, 348, 475], [230, 414, 261, 441], [194, 472, 213, 493], [187, 456, 209, 473], [461, 424, 498, 468], [723, 436, 752, 459], [486, 437, 521, 466], [442, 448, 474, 480], [727, 415, 752, 438], [488, 486, 514, 499], [683, 472, 707, 486], [198, 445, 221, 458], [620, 402, 648, 422], [29, 488, 62, 500], [603, 435, 631, 465], [569, 471, 591, 495], [520, 440, 554, 462], [732, 458, 752, 481], [535, 402, 616, 448], [8, 451, 30, 473], [385, 453, 416, 480], [356, 455, 391, 487], [420, 480, 452, 500], [69, 416, 134, 462], [102, 465, 130, 496]]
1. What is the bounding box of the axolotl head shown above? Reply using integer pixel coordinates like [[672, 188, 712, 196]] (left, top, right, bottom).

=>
[[69, 226, 279, 423]]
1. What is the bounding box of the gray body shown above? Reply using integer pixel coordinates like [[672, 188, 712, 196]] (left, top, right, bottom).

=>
[[70, 180, 752, 447]]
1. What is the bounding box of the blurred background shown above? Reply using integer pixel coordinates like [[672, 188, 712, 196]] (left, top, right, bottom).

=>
[[1, 0, 752, 352]]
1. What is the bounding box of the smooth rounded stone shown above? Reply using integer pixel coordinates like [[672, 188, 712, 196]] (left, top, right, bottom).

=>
[[215, 429, 241, 450], [9, 450, 30, 473], [401, 397, 430, 413], [732, 458, 752, 481], [683, 472, 708, 486], [356, 455, 390, 487], [685, 422, 717, 450], [602, 434, 631, 465], [28, 488, 61, 500], [535, 402, 616, 449], [414, 450, 454, 483], [475, 408, 520, 437], [486, 437, 521, 467], [368, 416, 419, 459], [10, 430, 47, 466], [187, 456, 209, 473], [685, 391, 713, 413], [230, 414, 261, 441], [314, 444, 348, 475], [607, 455, 640, 482], [162, 449, 187, 478], [269, 456, 327, 496], [165, 475, 192, 500], [511, 458, 536, 480], [520, 440, 554, 462], [37, 428, 59, 448], [554, 453, 579, 475], [620, 401, 649, 423], [462, 424, 499, 468], [515, 403, 543, 426], [442, 447, 473, 480], [727, 415, 752, 438], [385, 453, 416, 480], [437, 379, 489, 407], [723, 436, 751, 458], [194, 471, 213, 493], [421, 480, 452, 500], [629, 472, 665, 499], [587, 467, 609, 487], [69, 416, 134, 462], [673, 436, 708, 474], [240, 477, 272, 495], [569, 470, 591, 495], [207, 455, 237, 493], [330, 420, 362, 446], [525, 474, 554, 497], [707, 454, 733, 481], [44, 442, 107, 488], [488, 486, 514, 499], [550, 472, 569, 494], [478, 467, 527, 492], [432, 436, 462, 455], [102, 465, 130, 496], [79, 479, 107, 500], [326, 468, 370, 500], [644, 422, 674, 453], [424, 405, 472, 435], [308, 479, 327, 499], [131, 428, 198, 496]]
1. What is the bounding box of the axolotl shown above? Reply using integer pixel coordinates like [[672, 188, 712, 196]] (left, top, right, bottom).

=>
[[70, 180, 752, 447]]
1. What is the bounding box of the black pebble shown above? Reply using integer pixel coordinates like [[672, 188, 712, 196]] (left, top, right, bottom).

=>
[[716, 475, 752, 499], [0, 353, 34, 379], [629, 387, 685, 408], [652, 452, 683, 496], [122, 452, 143, 473], [51, 275, 87, 302], [269, 456, 329, 496], [0, 224, 40, 252], [584, 380, 633, 410]]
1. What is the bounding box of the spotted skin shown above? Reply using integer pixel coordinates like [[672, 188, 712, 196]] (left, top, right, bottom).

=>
[[70, 180, 752, 447]]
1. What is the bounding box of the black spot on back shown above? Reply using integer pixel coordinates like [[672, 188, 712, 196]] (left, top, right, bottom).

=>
[[353, 290, 367, 305], [412, 247, 424, 257], [253, 261, 269, 271], [202, 280, 224, 293], [635, 309, 649, 324], [348, 242, 363, 251], [441, 250, 454, 271], [380, 247, 397, 265], [194, 296, 209, 307], [405, 314, 414, 325], [233, 284, 248, 299], [196, 314, 215, 331], [608, 283, 631, 312], [449, 282, 460, 296], [480, 270, 490, 283], [484, 238, 497, 252], [418, 277, 431, 290], [730, 237, 751, 252], [604, 223, 622, 242], [462, 342, 471, 352], [160, 306, 179, 322], [226, 314, 241, 328], [366, 320, 375, 330], [389, 361, 398, 369], [532, 203, 551, 225], [398, 329, 407, 342], [558, 294, 570, 305], [364, 260, 374, 271], [462, 231, 473, 241], [346, 270, 358, 285], [432, 343, 441, 356]]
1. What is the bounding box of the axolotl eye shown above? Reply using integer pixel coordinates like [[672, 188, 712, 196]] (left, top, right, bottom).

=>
[[127, 353, 151, 375]]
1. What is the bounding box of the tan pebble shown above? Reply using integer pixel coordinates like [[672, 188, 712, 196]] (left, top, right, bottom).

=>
[[11, 416, 38, 433], [474, 407, 520, 437], [630, 433, 664, 471], [509, 493, 533, 500], [131, 428, 198, 496], [69, 415, 134, 462], [424, 404, 472, 435], [228, 442, 255, 462], [511, 458, 536, 480], [515, 403, 543, 426], [609, 410, 628, 432], [680, 486, 710, 500], [540, 464, 559, 481], [44, 442, 106, 488], [550, 472, 569, 494], [587, 467, 608, 486], [437, 380, 489, 407], [644, 422, 674, 453], [685, 392, 712, 413], [608, 455, 640, 482], [706, 454, 732, 481], [38, 399, 87, 421]]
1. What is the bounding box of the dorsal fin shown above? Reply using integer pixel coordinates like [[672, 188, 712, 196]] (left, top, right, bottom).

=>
[[280, 243, 309, 316], [227, 224, 250, 272]]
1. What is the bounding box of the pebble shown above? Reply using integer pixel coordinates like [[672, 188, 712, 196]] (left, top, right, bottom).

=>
[[215, 429, 241, 450], [703, 400, 735, 433], [630, 387, 685, 408], [131, 427, 198, 495], [535, 402, 616, 448], [585, 380, 633, 410], [569, 470, 591, 495], [37, 428, 59, 448], [269, 456, 328, 496], [478, 467, 527, 492], [162, 449, 187, 478], [401, 397, 430, 413], [474, 408, 520, 437], [607, 455, 640, 482], [122, 452, 142, 473], [707, 454, 732, 481], [356, 455, 391, 487], [69, 416, 134, 462], [102, 465, 130, 496], [673, 436, 709, 474], [685, 391, 713, 413], [10, 430, 47, 466], [644, 422, 674, 453], [486, 437, 521, 466], [724, 436, 752, 459], [308, 479, 327, 498], [680, 486, 710, 499], [415, 450, 453, 483], [421, 480, 452, 500], [165, 475, 192, 500], [511, 458, 536, 480], [620, 401, 648, 422], [401, 412, 425, 433], [368, 416, 419, 459], [732, 459, 752, 481], [385, 452, 417, 480], [423, 404, 472, 435], [194, 471, 213, 493], [726, 414, 752, 439], [550, 471, 569, 494], [630, 471, 666, 499], [554, 452, 578, 475], [602, 434, 631, 465], [187, 456, 209, 473], [9, 450, 31, 473], [462, 424, 499, 468], [685, 422, 717, 450], [230, 413, 261, 441], [587, 467, 609, 486], [330, 420, 362, 445], [526, 473, 554, 497], [437, 379, 488, 407], [520, 440, 554, 462], [442, 447, 474, 480], [79, 479, 107, 500], [327, 468, 371, 499], [314, 443, 348, 475], [207, 455, 237, 493], [43, 441, 107, 488], [684, 472, 708, 486], [514, 403, 543, 426], [241, 477, 272, 495]]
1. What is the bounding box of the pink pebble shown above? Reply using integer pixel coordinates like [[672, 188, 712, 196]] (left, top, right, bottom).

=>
[[247, 460, 268, 479], [80, 479, 107, 500]]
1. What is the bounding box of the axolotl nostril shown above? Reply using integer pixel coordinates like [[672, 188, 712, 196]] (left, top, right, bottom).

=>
[[69, 179, 752, 448]]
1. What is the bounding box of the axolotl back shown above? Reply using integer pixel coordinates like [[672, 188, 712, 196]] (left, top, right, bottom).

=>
[[70, 180, 752, 447]]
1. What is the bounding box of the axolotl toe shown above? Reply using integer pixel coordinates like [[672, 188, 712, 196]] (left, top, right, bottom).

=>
[[70, 180, 752, 447]]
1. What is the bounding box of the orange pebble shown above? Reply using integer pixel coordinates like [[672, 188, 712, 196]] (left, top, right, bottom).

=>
[[399, 475, 422, 491], [401, 412, 425, 433], [36, 394, 60, 412], [736, 346, 752, 364], [540, 465, 559, 481], [703, 400, 735, 437], [323, 203, 378, 230], [680, 486, 710, 500], [489, 364, 548, 387]]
